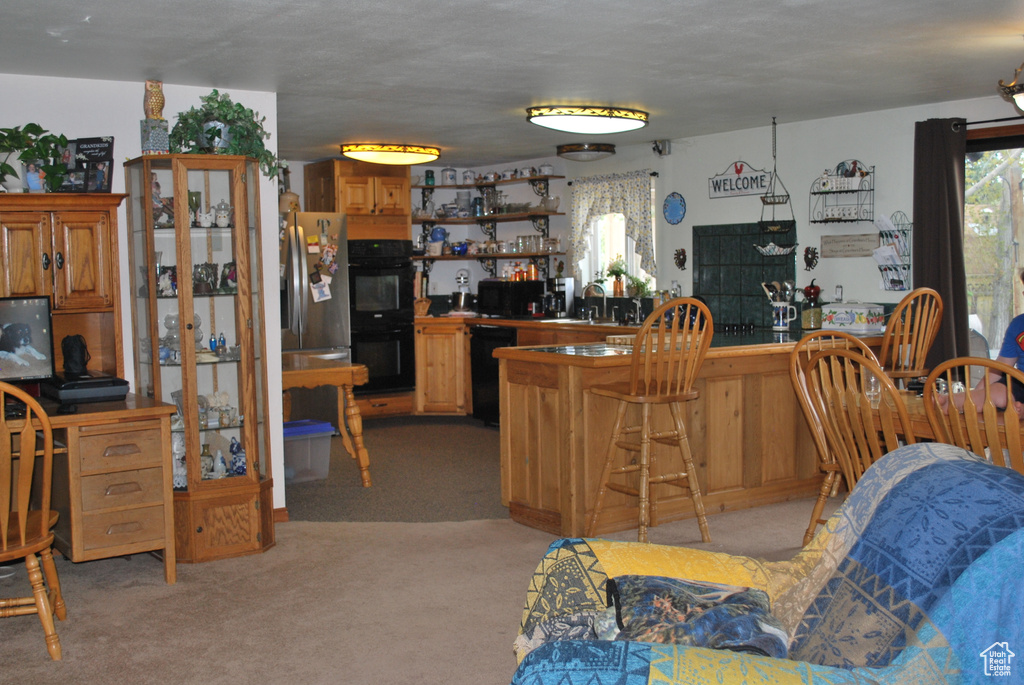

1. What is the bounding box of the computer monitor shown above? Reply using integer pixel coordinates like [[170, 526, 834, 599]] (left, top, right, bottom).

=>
[[0, 296, 56, 385]]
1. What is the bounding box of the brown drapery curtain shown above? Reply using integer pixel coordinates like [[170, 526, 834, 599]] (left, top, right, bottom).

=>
[[912, 118, 968, 366]]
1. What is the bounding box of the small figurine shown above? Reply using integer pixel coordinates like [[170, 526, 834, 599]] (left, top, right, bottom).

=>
[[144, 80, 166, 120], [804, 246, 819, 271], [213, 449, 228, 478]]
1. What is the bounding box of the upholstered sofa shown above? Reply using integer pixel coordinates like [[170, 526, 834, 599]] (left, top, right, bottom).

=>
[[511, 442, 1024, 684]]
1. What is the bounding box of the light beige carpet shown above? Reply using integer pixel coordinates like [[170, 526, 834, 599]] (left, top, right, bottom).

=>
[[0, 496, 842, 684]]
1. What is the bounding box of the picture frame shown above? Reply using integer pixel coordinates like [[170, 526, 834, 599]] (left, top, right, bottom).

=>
[[75, 136, 115, 193], [22, 159, 47, 193]]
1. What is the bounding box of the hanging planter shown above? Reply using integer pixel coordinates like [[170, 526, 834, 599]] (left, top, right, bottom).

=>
[[759, 117, 796, 234]]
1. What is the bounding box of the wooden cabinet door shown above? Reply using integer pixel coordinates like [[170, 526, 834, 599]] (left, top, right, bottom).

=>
[[51, 210, 113, 309], [339, 176, 374, 215], [415, 322, 467, 413], [0, 212, 52, 298], [375, 177, 410, 215], [303, 161, 337, 212]]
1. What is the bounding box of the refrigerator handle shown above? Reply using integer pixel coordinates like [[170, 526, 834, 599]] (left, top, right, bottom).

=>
[[290, 215, 305, 335]]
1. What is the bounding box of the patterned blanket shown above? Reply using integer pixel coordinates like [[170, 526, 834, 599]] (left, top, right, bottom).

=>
[[512, 442, 1024, 684]]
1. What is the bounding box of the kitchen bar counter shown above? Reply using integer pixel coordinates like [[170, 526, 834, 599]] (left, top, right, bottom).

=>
[[494, 329, 883, 537]]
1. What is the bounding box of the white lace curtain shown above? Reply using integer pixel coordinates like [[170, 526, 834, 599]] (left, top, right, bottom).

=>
[[569, 169, 655, 280]]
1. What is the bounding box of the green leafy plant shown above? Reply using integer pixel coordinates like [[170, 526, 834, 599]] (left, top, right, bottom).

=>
[[0, 123, 47, 183], [626, 274, 652, 298], [169, 89, 283, 179]]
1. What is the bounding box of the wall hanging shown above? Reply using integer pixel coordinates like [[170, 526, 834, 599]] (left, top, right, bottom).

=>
[[663, 192, 686, 224]]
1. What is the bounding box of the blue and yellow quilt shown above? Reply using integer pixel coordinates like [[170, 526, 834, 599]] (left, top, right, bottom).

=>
[[512, 442, 1024, 684]]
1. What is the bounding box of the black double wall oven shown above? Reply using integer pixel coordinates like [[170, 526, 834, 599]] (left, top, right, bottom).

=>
[[347, 239, 415, 394]]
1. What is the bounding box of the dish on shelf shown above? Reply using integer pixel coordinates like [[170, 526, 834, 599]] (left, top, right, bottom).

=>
[[754, 242, 798, 256]]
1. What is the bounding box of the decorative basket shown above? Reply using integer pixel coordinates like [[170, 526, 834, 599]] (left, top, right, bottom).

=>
[[754, 242, 798, 257], [414, 298, 432, 317]]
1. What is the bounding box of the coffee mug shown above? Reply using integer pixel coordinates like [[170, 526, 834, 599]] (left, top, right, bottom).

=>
[[772, 302, 797, 330]]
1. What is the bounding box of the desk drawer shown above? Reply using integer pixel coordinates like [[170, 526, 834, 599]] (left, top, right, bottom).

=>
[[79, 425, 163, 472], [80, 468, 164, 511], [82, 504, 166, 550]]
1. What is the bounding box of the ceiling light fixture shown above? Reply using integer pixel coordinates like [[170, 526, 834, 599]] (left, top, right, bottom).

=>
[[998, 61, 1024, 114], [556, 143, 616, 162], [526, 106, 648, 135], [341, 144, 440, 165]]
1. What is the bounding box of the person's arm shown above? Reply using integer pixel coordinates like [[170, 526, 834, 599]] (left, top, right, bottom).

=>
[[941, 355, 1015, 411]]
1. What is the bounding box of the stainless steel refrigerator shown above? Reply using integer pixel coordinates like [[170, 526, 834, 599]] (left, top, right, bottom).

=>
[[281, 212, 351, 357]]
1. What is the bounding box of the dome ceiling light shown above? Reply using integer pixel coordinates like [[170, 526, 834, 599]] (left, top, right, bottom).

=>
[[526, 106, 648, 135], [556, 143, 616, 162], [341, 144, 440, 165]]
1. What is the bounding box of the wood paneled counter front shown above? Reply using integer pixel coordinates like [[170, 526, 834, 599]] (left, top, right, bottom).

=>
[[493, 330, 883, 537]]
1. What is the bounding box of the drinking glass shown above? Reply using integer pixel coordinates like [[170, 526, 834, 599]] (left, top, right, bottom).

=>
[[865, 373, 881, 409]]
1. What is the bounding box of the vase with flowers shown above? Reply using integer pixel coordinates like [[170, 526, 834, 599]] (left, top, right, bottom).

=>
[[606, 254, 628, 297]]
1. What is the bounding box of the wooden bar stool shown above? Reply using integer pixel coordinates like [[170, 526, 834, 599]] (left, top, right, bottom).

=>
[[586, 298, 713, 543], [879, 287, 943, 388]]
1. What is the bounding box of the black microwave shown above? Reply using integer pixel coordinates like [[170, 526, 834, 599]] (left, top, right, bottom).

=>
[[477, 279, 545, 318]]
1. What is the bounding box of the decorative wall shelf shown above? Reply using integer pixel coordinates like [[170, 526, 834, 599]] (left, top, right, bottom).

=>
[[808, 161, 875, 224], [878, 210, 912, 291]]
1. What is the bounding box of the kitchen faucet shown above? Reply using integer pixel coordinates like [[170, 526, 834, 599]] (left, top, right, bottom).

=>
[[583, 282, 607, 319], [632, 298, 642, 323]]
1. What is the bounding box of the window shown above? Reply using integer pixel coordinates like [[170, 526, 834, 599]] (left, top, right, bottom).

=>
[[568, 170, 657, 292], [964, 126, 1024, 356], [574, 183, 656, 292]]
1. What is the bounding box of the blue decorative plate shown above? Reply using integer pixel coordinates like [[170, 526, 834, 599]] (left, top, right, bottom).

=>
[[663, 192, 686, 224]]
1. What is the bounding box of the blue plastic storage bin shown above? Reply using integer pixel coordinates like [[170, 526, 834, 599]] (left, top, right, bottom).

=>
[[283, 420, 334, 483]]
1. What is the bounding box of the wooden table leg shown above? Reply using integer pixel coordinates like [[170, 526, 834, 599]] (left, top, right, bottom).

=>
[[339, 384, 372, 487]]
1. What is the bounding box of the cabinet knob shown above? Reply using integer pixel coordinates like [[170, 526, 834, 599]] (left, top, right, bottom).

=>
[[42, 252, 51, 271], [186, 322, 193, 330], [196, 526, 203, 533], [55, 251, 64, 270]]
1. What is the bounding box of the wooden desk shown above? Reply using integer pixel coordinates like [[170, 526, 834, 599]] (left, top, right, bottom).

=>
[[45, 394, 178, 584], [281, 356, 372, 487]]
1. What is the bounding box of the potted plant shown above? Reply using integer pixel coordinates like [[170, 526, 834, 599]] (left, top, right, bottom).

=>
[[169, 89, 283, 179], [0, 123, 47, 191], [625, 274, 652, 299], [606, 254, 628, 297]]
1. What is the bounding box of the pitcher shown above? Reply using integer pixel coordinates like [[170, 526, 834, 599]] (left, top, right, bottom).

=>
[[772, 302, 797, 331]]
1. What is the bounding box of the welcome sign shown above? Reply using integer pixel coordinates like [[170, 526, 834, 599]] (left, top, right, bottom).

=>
[[708, 161, 770, 198]]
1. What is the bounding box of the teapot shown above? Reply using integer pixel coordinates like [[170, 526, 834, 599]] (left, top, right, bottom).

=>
[[429, 226, 449, 243], [196, 209, 214, 228]]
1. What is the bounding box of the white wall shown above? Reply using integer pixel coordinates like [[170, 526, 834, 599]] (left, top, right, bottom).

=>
[[0, 73, 287, 510], [418, 95, 1013, 307]]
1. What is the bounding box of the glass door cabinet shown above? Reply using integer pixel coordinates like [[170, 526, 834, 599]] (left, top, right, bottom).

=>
[[125, 154, 274, 562]]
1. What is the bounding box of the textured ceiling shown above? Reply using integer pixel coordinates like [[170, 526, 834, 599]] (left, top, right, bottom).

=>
[[2, 0, 1023, 167]]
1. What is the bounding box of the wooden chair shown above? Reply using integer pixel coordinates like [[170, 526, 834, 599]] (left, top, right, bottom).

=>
[[878, 287, 943, 387], [805, 348, 915, 493], [789, 331, 879, 546], [923, 357, 1024, 474], [0, 382, 66, 660], [586, 298, 713, 543]]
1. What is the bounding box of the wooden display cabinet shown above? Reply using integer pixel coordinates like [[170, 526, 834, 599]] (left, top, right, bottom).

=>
[[0, 193, 125, 377], [414, 318, 471, 414], [304, 159, 410, 240], [124, 154, 274, 563]]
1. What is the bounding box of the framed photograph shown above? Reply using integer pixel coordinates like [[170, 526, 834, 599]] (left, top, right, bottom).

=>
[[76, 137, 115, 193], [22, 159, 46, 193]]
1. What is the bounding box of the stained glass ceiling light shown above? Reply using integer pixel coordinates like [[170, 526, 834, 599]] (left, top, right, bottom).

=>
[[526, 106, 648, 135], [998, 61, 1024, 114], [341, 144, 440, 165]]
